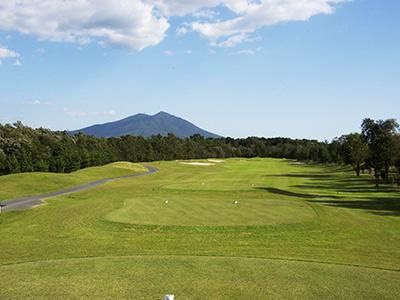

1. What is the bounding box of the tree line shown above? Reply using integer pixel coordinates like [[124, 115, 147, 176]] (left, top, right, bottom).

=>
[[0, 118, 399, 186], [341, 118, 400, 186]]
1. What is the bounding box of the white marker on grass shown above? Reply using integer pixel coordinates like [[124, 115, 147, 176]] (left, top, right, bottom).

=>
[[165, 200, 169, 204], [165, 295, 174, 300]]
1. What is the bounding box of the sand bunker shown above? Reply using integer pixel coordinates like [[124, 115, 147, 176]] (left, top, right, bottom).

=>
[[208, 159, 224, 163], [179, 162, 215, 166]]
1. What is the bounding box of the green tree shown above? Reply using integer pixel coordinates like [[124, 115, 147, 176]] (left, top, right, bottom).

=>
[[0, 149, 6, 175], [394, 134, 400, 186], [5, 155, 20, 174], [361, 118, 399, 186], [341, 133, 369, 176]]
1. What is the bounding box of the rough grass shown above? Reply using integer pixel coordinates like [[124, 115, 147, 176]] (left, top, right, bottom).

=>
[[0, 158, 399, 299], [0, 162, 147, 201]]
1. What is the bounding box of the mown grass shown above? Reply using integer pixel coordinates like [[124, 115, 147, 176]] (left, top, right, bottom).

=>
[[0, 161, 147, 201], [1, 256, 398, 299], [0, 158, 399, 299]]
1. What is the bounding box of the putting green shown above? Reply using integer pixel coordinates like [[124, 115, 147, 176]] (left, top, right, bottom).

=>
[[106, 196, 316, 226]]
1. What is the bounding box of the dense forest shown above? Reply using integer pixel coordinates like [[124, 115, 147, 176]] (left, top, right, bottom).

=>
[[1, 118, 399, 186]]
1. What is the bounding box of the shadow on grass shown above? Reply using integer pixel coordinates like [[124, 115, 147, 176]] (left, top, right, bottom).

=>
[[260, 170, 400, 217], [267, 171, 397, 194], [294, 184, 400, 194], [309, 198, 400, 217], [265, 173, 336, 179], [257, 187, 343, 199]]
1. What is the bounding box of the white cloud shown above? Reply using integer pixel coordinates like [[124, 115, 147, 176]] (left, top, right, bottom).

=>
[[0, 46, 18, 58], [234, 47, 262, 55], [151, 0, 221, 17], [152, 0, 255, 16], [30, 100, 42, 105], [164, 49, 174, 56], [36, 48, 45, 54], [181, 0, 347, 46], [0, 46, 20, 64], [210, 33, 259, 47], [103, 110, 117, 116], [0, 0, 169, 50], [23, 100, 53, 106], [176, 24, 191, 37], [0, 1, 347, 49], [192, 9, 219, 19], [63, 107, 118, 118]]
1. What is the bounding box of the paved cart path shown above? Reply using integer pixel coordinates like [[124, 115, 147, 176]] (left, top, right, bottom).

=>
[[0, 166, 158, 212]]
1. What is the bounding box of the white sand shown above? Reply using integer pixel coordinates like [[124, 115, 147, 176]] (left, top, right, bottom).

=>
[[208, 159, 224, 163], [179, 162, 215, 166]]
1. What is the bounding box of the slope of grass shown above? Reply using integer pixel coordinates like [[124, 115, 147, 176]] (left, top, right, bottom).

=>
[[1, 256, 398, 299], [0, 158, 399, 299], [0, 162, 147, 201]]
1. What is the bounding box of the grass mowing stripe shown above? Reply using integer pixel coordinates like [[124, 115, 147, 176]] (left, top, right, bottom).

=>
[[1, 254, 399, 272]]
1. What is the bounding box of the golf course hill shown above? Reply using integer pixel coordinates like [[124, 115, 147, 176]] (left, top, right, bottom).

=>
[[69, 111, 220, 138]]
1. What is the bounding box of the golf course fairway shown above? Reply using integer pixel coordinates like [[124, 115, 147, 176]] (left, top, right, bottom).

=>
[[0, 158, 399, 299]]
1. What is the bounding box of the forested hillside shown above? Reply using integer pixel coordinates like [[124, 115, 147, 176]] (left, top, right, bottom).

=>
[[1, 119, 399, 186]]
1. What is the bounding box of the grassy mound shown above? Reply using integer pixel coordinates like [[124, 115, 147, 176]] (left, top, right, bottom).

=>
[[0, 162, 147, 201]]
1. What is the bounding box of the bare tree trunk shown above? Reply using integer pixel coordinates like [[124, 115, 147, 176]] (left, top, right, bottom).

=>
[[397, 168, 400, 187], [374, 168, 380, 187], [355, 164, 360, 176], [384, 165, 390, 184]]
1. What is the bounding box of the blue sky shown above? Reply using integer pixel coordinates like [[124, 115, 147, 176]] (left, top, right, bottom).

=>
[[0, 0, 399, 140]]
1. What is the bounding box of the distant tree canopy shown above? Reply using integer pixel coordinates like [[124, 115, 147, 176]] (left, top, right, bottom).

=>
[[361, 118, 399, 185], [339, 133, 369, 176], [1, 118, 399, 186]]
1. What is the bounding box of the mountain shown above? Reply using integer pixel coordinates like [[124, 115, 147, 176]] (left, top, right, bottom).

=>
[[69, 111, 220, 138]]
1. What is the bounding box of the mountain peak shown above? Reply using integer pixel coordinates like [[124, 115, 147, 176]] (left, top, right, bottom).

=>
[[155, 111, 168, 115], [153, 111, 171, 117], [70, 112, 220, 139]]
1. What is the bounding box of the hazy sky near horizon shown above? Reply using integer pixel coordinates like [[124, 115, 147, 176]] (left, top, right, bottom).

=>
[[0, 0, 399, 140]]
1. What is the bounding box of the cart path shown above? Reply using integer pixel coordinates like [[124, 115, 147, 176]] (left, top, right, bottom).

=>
[[0, 165, 158, 212]]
